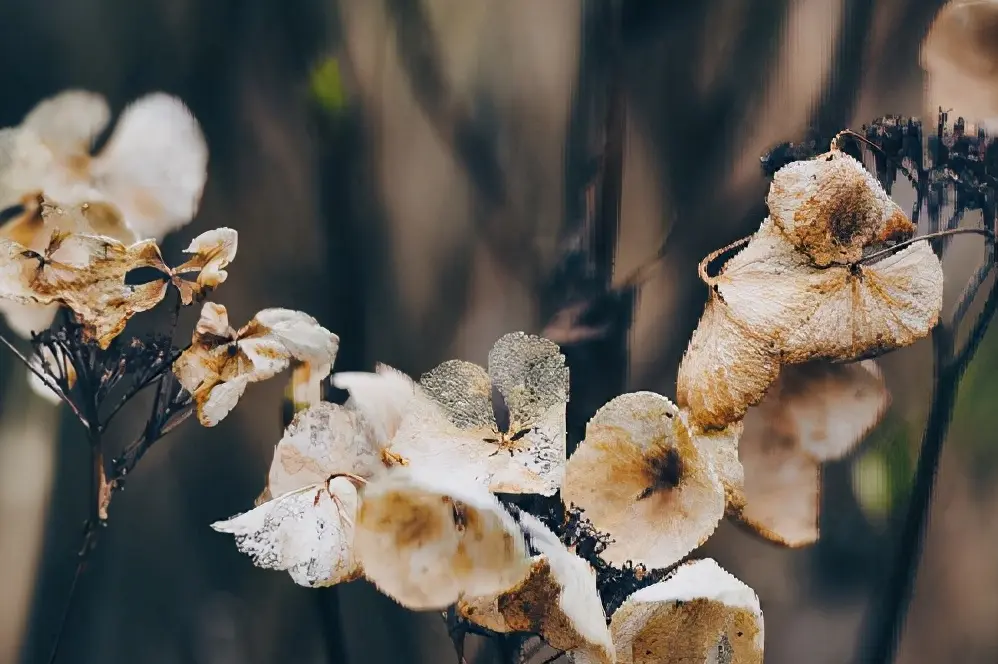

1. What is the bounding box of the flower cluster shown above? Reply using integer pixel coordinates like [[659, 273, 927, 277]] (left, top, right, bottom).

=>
[[0, 90, 950, 664]]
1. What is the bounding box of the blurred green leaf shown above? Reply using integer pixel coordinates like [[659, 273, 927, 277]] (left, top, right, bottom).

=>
[[310, 56, 347, 115], [851, 413, 913, 522]]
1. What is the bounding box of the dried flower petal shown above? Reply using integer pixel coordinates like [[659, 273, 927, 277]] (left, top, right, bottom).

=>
[[0, 91, 207, 239], [354, 467, 531, 610], [211, 478, 360, 588], [680, 215, 941, 430], [610, 558, 764, 664], [392, 332, 569, 495], [172, 227, 238, 302], [459, 513, 614, 663], [268, 402, 381, 497], [173, 303, 340, 426], [767, 149, 914, 267], [735, 361, 888, 547], [676, 295, 781, 431], [687, 417, 746, 516], [332, 363, 420, 447], [0, 230, 170, 347], [89, 93, 208, 239], [561, 392, 724, 568]]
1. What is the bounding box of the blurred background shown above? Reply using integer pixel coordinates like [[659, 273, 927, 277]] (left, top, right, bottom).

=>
[[1, 0, 997, 662]]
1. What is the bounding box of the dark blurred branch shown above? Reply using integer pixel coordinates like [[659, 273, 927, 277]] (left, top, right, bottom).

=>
[[854, 117, 998, 664]]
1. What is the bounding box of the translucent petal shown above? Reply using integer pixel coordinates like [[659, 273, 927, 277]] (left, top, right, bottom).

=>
[[212, 478, 359, 588], [562, 392, 724, 568], [268, 402, 382, 496]]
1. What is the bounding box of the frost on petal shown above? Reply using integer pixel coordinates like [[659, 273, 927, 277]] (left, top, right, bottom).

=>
[[90, 93, 209, 239], [173, 227, 238, 301], [354, 467, 531, 610], [562, 392, 724, 568], [211, 478, 360, 588], [268, 402, 382, 497], [393, 334, 568, 496], [611, 558, 763, 664], [767, 149, 914, 267], [332, 363, 420, 446], [676, 295, 781, 431], [780, 241, 944, 364], [459, 513, 614, 664], [174, 303, 339, 427]]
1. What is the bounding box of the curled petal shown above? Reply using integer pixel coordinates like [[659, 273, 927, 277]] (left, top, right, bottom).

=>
[[611, 558, 764, 664], [354, 467, 531, 610], [174, 227, 238, 298], [460, 513, 614, 663], [562, 392, 724, 569], [212, 478, 360, 588]]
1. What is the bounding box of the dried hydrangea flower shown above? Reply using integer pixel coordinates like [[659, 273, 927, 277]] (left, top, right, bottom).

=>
[[737, 361, 888, 547], [212, 476, 361, 587], [679, 214, 941, 431], [459, 512, 614, 664], [686, 417, 747, 517], [0, 90, 207, 240], [0, 198, 139, 336], [353, 467, 531, 610], [391, 332, 569, 496], [610, 558, 764, 664], [0, 229, 171, 347], [766, 148, 914, 267], [173, 303, 340, 426], [170, 227, 238, 302], [561, 391, 725, 569]]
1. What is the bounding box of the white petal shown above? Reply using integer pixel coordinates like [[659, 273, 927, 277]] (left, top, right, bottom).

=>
[[91, 93, 208, 239], [611, 559, 764, 664], [562, 392, 725, 569], [332, 363, 419, 444], [198, 374, 251, 427], [354, 467, 531, 610], [21, 90, 110, 159], [268, 402, 382, 496], [212, 478, 359, 588], [252, 308, 339, 375]]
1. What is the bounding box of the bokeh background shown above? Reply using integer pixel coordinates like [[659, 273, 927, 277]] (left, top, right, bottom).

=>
[[1, 0, 996, 662]]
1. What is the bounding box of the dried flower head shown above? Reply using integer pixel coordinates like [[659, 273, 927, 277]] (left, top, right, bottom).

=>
[[737, 361, 889, 546], [459, 512, 614, 664], [392, 332, 569, 496], [173, 303, 340, 426], [170, 227, 238, 302], [0, 229, 170, 346], [609, 558, 763, 664], [561, 392, 725, 569], [354, 467, 532, 610], [679, 212, 941, 430], [0, 90, 207, 239]]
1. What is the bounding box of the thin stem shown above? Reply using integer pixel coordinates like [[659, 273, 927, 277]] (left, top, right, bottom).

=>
[[99, 345, 188, 431], [0, 334, 89, 429], [858, 227, 994, 264], [955, 262, 998, 374]]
